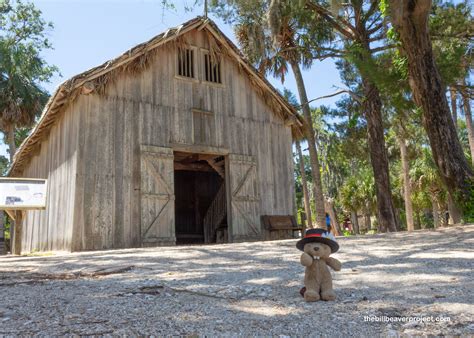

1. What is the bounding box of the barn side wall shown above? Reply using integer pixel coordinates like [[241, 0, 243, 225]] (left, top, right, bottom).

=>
[[65, 29, 295, 251], [19, 101, 80, 253], [70, 92, 142, 251]]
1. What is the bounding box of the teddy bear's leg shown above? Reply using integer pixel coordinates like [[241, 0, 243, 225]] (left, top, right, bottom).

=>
[[304, 276, 321, 302], [304, 288, 321, 302], [320, 276, 336, 301]]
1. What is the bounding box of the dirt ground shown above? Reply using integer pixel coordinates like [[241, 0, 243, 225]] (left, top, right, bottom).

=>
[[0, 225, 473, 336]]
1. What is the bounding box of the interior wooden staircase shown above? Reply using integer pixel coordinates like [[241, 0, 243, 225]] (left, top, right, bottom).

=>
[[203, 182, 227, 243]]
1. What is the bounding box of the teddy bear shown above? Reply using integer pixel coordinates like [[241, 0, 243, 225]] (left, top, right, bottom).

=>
[[296, 228, 342, 302]]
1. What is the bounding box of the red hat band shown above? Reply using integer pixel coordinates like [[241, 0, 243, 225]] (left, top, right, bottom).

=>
[[304, 233, 323, 239]]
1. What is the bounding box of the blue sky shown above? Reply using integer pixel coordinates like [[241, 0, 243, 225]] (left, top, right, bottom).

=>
[[0, 0, 344, 158]]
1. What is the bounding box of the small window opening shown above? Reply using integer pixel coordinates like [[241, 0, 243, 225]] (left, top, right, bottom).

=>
[[204, 53, 221, 84], [178, 48, 195, 78]]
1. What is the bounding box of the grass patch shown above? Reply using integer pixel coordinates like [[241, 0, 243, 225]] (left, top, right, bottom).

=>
[[24, 251, 55, 257]]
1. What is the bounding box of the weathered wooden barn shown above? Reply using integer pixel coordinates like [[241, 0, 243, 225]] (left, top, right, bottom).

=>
[[8, 17, 304, 253]]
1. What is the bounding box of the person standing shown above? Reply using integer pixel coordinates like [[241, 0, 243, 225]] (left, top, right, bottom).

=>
[[326, 213, 331, 232]]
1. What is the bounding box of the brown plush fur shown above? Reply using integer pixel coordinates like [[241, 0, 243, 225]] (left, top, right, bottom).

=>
[[300, 242, 342, 302]]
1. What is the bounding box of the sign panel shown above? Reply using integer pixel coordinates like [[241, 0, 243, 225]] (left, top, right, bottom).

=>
[[0, 178, 47, 210]]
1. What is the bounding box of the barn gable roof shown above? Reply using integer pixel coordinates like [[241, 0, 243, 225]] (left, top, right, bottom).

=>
[[9, 16, 303, 176]]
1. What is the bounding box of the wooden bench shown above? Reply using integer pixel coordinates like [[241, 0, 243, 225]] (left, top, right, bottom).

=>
[[261, 215, 302, 237]]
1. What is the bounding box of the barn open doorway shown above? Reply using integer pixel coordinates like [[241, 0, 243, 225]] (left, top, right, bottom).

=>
[[173, 152, 227, 244]]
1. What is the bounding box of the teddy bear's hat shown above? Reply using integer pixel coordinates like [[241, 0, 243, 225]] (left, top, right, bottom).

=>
[[296, 228, 339, 253]]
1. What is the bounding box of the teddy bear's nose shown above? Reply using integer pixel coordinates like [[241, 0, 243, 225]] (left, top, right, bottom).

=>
[[313, 247, 319, 251]]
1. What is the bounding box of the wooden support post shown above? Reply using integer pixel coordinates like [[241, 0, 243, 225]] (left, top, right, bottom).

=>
[[12, 210, 25, 255], [0, 212, 4, 255]]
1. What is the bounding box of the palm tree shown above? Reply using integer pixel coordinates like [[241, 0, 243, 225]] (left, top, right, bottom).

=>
[[230, 2, 332, 228], [460, 76, 474, 167], [0, 51, 49, 161], [397, 133, 414, 231], [304, 0, 400, 232], [410, 148, 445, 228], [340, 166, 376, 232], [295, 140, 313, 228], [283, 89, 313, 227], [0, 1, 56, 162]]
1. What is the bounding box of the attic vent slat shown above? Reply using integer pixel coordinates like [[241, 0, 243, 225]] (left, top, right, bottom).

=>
[[178, 47, 195, 78], [204, 52, 221, 84]]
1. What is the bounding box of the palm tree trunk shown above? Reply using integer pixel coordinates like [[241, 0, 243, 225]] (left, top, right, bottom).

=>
[[447, 193, 462, 225], [432, 198, 440, 228], [351, 211, 360, 234], [290, 62, 326, 229], [6, 125, 16, 163], [398, 136, 414, 231], [415, 211, 421, 230], [389, 0, 473, 204], [449, 86, 458, 129], [365, 210, 371, 231], [325, 199, 342, 236], [460, 79, 474, 167], [296, 141, 313, 228]]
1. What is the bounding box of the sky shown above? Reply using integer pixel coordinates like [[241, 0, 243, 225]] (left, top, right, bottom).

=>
[[0, 0, 344, 157]]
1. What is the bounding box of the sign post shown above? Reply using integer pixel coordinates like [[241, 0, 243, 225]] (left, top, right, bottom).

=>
[[0, 212, 4, 255], [0, 178, 47, 255]]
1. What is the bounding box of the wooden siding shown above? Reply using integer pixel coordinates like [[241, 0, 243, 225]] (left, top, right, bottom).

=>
[[18, 28, 295, 252], [71, 93, 141, 251], [19, 101, 80, 253]]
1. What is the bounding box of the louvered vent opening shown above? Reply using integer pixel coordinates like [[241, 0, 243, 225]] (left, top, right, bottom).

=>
[[177, 48, 195, 78], [204, 53, 221, 84]]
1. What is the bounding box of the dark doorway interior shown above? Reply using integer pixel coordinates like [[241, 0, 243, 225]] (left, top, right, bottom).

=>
[[174, 152, 227, 244]]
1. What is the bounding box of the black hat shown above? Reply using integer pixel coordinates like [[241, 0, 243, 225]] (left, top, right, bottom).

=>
[[296, 228, 339, 253]]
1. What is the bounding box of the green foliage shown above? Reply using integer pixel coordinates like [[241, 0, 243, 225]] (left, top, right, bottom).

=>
[[210, 0, 333, 81], [379, 0, 389, 17], [457, 181, 474, 223], [206, 0, 474, 232], [339, 166, 376, 213], [0, 0, 56, 155], [0, 155, 8, 175], [429, 1, 472, 85]]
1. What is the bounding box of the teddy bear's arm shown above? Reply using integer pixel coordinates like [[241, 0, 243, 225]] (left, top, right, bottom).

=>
[[325, 257, 342, 271], [300, 252, 313, 267]]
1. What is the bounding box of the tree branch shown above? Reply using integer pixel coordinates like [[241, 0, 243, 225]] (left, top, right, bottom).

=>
[[370, 44, 397, 53], [295, 89, 362, 108], [368, 31, 386, 43], [305, 1, 355, 40], [363, 0, 381, 24], [316, 52, 346, 60], [367, 17, 385, 35]]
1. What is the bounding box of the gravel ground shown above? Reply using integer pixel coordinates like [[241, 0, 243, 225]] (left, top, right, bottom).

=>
[[0, 225, 473, 336]]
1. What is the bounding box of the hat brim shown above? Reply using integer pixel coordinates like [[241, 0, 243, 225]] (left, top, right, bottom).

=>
[[296, 236, 339, 253]]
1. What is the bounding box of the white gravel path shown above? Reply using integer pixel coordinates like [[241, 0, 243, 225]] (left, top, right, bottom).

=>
[[0, 225, 473, 336]]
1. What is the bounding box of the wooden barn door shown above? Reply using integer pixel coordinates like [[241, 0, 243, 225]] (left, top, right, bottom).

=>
[[140, 145, 176, 246], [228, 154, 261, 242]]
